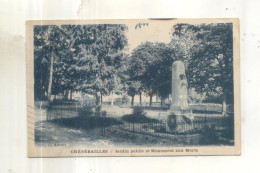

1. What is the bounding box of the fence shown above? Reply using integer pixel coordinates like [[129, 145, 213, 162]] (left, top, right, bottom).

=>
[[118, 117, 229, 136], [44, 101, 234, 145], [46, 100, 81, 122]]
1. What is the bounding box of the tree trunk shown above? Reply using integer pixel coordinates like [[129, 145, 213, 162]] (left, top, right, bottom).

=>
[[161, 98, 165, 107], [47, 52, 54, 102], [156, 92, 159, 102], [222, 94, 227, 116], [95, 92, 99, 105], [66, 90, 70, 100], [70, 90, 73, 100], [149, 95, 152, 107], [139, 92, 142, 106], [65, 90, 69, 100], [131, 96, 134, 106], [111, 92, 114, 106], [100, 92, 103, 105]]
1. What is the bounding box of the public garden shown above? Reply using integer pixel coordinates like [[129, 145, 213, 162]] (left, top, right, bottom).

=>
[[33, 22, 235, 146]]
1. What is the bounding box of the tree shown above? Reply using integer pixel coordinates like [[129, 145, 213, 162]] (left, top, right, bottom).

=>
[[170, 23, 234, 114], [170, 24, 204, 89], [189, 23, 233, 115], [34, 24, 128, 106], [126, 42, 175, 106], [126, 42, 155, 106], [141, 43, 175, 106], [34, 25, 49, 101], [70, 24, 128, 105], [34, 25, 71, 102]]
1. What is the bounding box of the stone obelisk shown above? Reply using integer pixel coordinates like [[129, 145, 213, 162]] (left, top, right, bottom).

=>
[[167, 61, 193, 132], [170, 61, 189, 113]]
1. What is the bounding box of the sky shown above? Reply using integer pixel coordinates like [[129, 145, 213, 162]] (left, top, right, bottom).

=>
[[125, 20, 175, 51]]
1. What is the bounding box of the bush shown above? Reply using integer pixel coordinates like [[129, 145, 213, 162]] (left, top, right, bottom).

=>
[[78, 105, 95, 117], [132, 106, 146, 117], [78, 105, 107, 117], [121, 107, 159, 123], [78, 95, 95, 107]]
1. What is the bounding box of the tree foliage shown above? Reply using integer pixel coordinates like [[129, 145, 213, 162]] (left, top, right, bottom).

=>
[[34, 24, 128, 102], [70, 25, 128, 96], [34, 25, 71, 100], [34, 22, 234, 109], [125, 42, 175, 103], [170, 23, 234, 104]]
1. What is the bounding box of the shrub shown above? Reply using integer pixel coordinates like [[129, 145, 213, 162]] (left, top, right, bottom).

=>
[[132, 106, 146, 117], [78, 95, 95, 107], [78, 105, 94, 117], [78, 105, 107, 117], [121, 107, 159, 123]]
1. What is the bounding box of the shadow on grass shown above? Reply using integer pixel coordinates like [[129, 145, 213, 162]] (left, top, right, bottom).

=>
[[51, 116, 122, 130]]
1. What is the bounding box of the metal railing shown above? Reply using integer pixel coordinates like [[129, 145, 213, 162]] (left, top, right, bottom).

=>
[[43, 101, 234, 145]]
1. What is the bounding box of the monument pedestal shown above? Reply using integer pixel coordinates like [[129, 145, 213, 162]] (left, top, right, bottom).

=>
[[166, 107, 194, 133]]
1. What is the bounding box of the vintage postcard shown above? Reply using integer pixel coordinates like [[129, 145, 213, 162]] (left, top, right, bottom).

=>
[[26, 19, 240, 157]]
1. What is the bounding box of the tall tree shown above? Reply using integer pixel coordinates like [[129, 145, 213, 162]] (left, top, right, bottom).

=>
[[126, 42, 175, 106], [34, 25, 70, 102], [170, 24, 204, 90], [143, 44, 175, 106], [189, 23, 233, 114], [170, 23, 234, 114], [34, 25, 49, 101], [126, 42, 155, 106], [70, 24, 128, 105]]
